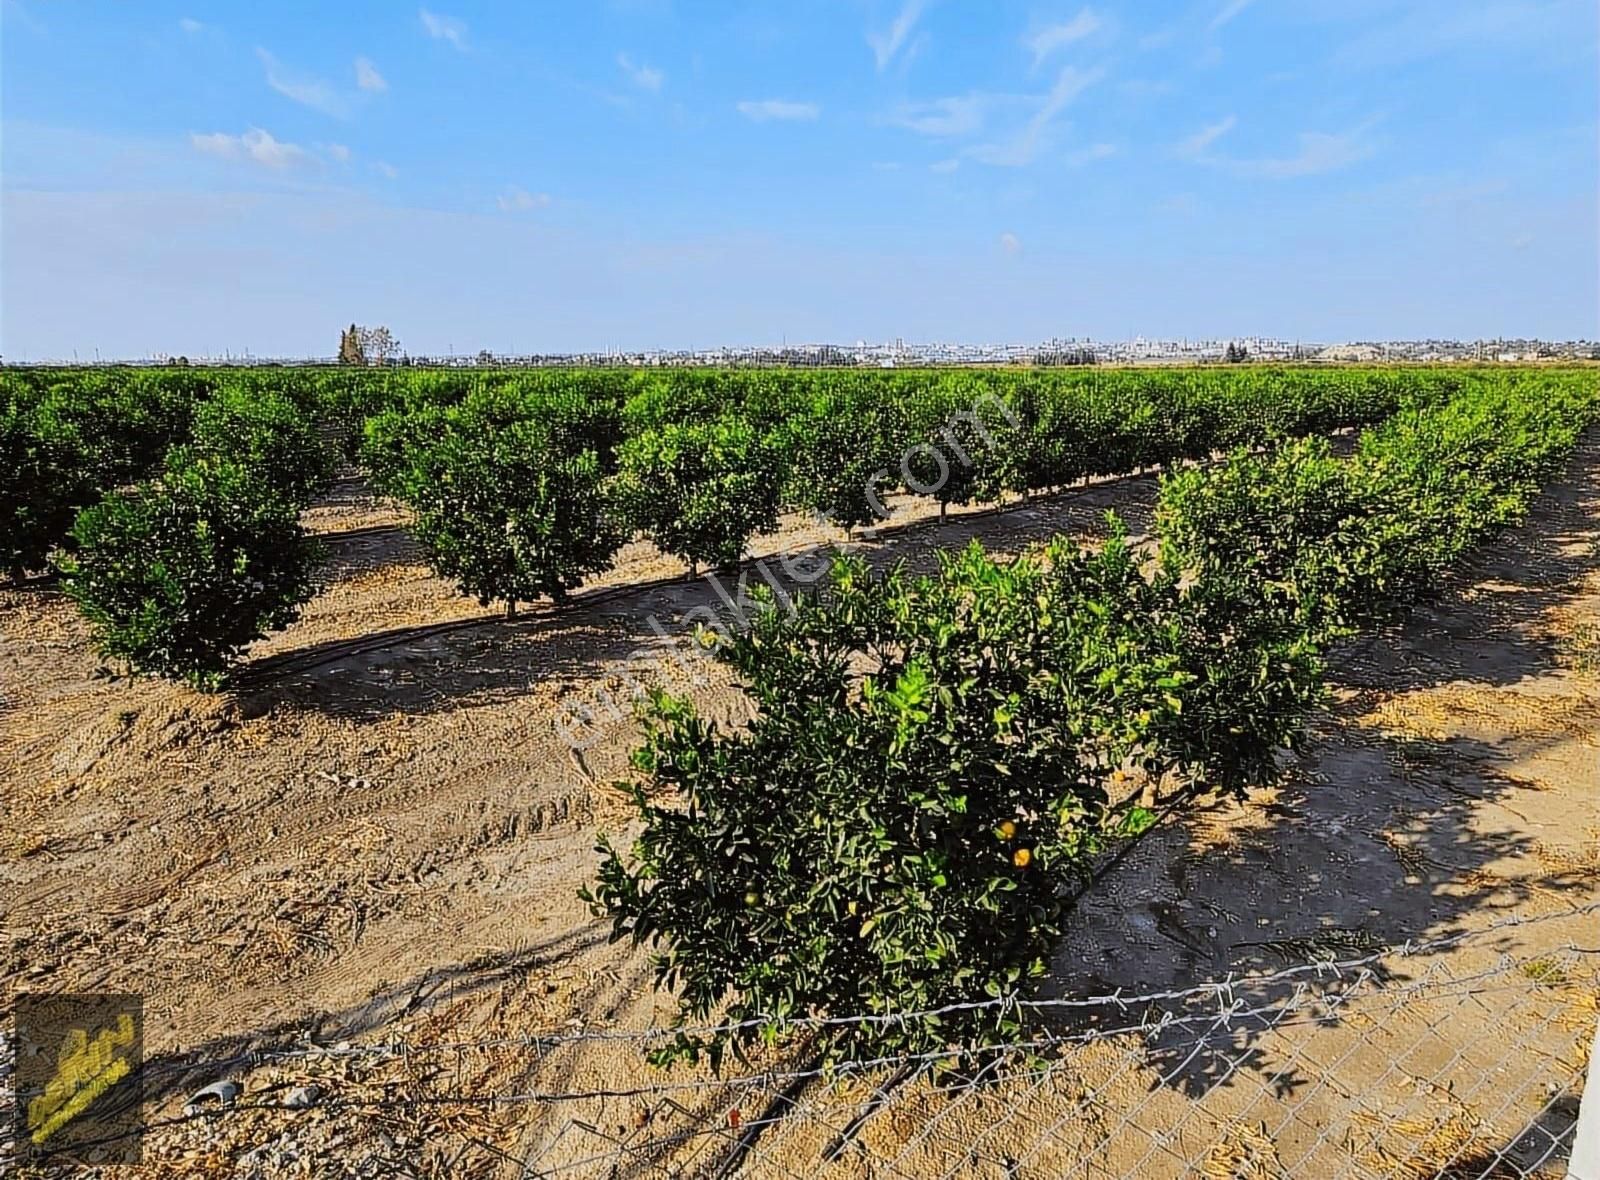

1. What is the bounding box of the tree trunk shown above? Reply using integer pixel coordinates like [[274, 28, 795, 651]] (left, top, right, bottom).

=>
[[688, 559, 698, 580], [10, 562, 24, 586], [505, 599, 517, 619]]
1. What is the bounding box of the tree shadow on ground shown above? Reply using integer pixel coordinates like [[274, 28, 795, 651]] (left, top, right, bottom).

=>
[[1033, 435, 1600, 1106], [243, 474, 1161, 724], [131, 922, 613, 1111]]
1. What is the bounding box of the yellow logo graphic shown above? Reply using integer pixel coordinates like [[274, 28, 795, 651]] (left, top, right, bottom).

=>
[[26, 1013, 137, 1147]]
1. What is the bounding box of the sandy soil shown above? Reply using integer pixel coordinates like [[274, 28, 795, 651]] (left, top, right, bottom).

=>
[[2, 441, 1596, 1178]]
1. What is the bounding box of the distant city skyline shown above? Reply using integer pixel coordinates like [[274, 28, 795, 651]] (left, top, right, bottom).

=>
[[3, 1, 1595, 358], [8, 332, 1592, 368]]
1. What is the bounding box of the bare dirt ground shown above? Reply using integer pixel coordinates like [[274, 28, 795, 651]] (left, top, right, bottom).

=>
[[3, 441, 1597, 1178]]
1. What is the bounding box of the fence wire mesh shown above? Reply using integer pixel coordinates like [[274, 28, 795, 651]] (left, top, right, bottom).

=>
[[5, 903, 1597, 1178]]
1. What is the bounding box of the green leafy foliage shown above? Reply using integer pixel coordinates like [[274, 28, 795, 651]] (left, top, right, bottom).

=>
[[1, 383, 92, 579], [402, 393, 625, 609], [778, 386, 902, 532], [588, 531, 1193, 1064], [614, 417, 782, 572], [192, 384, 335, 506], [55, 449, 320, 688], [589, 369, 1599, 1067]]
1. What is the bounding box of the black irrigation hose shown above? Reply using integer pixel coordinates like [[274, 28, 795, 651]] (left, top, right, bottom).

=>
[[1062, 781, 1210, 918], [238, 462, 1171, 684]]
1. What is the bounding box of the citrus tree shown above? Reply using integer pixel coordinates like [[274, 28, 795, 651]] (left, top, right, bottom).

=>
[[587, 529, 1190, 1065], [56, 449, 321, 688], [405, 401, 624, 612], [778, 385, 902, 534], [614, 417, 782, 575], [192, 384, 334, 506], [2, 384, 93, 581]]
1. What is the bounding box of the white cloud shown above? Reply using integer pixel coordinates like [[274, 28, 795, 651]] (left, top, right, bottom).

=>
[[887, 94, 990, 137], [617, 52, 664, 92], [1209, 0, 1254, 30], [1177, 114, 1237, 158], [190, 128, 312, 170], [419, 8, 467, 50], [323, 142, 351, 163], [355, 56, 388, 92], [999, 231, 1022, 256], [1120, 78, 1175, 99], [258, 48, 347, 117], [373, 161, 399, 180], [736, 99, 820, 122], [868, 0, 928, 71], [497, 187, 552, 213], [1139, 24, 1178, 50], [1065, 142, 1117, 165], [178, 16, 204, 34], [930, 157, 961, 173], [1025, 9, 1100, 64], [1239, 129, 1375, 179], [1179, 116, 1377, 179], [966, 65, 1105, 166], [1335, 2, 1581, 70], [1511, 232, 1534, 251]]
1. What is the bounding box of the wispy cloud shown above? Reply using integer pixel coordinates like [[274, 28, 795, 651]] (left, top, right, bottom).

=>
[[886, 94, 990, 138], [999, 231, 1022, 256], [497, 187, 551, 213], [258, 49, 348, 117], [1024, 9, 1101, 65], [617, 52, 664, 92], [736, 99, 820, 122], [930, 157, 961, 173], [419, 8, 468, 51], [868, 0, 928, 71], [355, 56, 387, 92], [1238, 129, 1376, 179], [1120, 78, 1175, 99], [373, 161, 399, 180], [1065, 142, 1117, 165], [1209, 0, 1254, 30], [190, 127, 311, 170], [886, 66, 1106, 167], [178, 16, 204, 34], [1335, 1, 1583, 69], [322, 142, 351, 163], [967, 65, 1105, 166], [1179, 116, 1378, 178], [1177, 114, 1237, 158]]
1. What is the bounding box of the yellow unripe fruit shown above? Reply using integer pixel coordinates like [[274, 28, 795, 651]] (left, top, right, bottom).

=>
[[996, 820, 1017, 841]]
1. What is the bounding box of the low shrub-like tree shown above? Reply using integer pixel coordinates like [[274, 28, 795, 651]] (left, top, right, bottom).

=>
[[586, 530, 1191, 1065], [2, 386, 92, 581], [406, 406, 624, 612], [614, 417, 781, 575], [779, 388, 900, 534], [56, 449, 321, 688], [192, 385, 334, 506]]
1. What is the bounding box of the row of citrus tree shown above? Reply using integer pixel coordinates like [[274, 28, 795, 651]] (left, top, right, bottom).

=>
[[9, 363, 1439, 587], [356, 365, 1472, 614], [0, 371, 335, 688], [582, 368, 1599, 1068], [1, 364, 1571, 687]]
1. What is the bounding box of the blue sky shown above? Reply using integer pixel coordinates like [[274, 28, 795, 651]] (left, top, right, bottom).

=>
[[2, 1, 1595, 358]]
